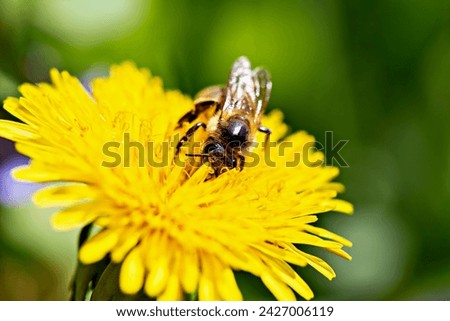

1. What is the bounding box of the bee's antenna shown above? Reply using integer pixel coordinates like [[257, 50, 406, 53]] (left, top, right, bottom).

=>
[[186, 153, 209, 157]]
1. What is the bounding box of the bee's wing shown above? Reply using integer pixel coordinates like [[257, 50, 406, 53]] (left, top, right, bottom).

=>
[[252, 67, 272, 120], [222, 57, 272, 123], [222, 57, 256, 116]]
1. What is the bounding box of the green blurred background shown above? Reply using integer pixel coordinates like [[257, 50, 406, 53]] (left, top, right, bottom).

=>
[[0, 0, 449, 300]]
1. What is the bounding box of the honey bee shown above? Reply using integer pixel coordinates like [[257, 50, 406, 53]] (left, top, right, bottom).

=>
[[175, 56, 272, 176]]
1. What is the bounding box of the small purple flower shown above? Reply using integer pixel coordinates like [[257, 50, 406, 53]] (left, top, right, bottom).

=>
[[0, 139, 41, 206]]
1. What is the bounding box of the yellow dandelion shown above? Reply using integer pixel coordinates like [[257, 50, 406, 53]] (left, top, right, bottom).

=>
[[0, 61, 353, 301]]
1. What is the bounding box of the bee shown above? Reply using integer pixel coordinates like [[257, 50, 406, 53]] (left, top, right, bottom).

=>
[[175, 56, 272, 176]]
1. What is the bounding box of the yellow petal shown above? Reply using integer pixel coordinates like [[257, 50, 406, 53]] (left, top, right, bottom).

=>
[[50, 202, 100, 230], [120, 247, 145, 295], [144, 247, 171, 298], [3, 97, 39, 128], [0, 120, 39, 141], [33, 184, 95, 208], [265, 259, 314, 300], [198, 253, 219, 301], [287, 232, 343, 248], [144, 262, 169, 297], [111, 231, 142, 263], [302, 225, 353, 247], [180, 250, 200, 294], [261, 272, 296, 301], [12, 165, 88, 183], [141, 233, 171, 297], [157, 274, 182, 301], [326, 247, 352, 261], [300, 251, 336, 280], [216, 266, 243, 301], [323, 199, 354, 214], [79, 230, 119, 264], [283, 273, 314, 301]]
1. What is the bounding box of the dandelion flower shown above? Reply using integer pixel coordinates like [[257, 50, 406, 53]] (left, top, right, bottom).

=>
[[0, 62, 353, 301]]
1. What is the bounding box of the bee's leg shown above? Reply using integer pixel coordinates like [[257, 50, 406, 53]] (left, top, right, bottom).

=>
[[176, 104, 209, 128], [175, 122, 207, 155], [238, 154, 245, 171], [176, 102, 220, 128], [258, 126, 272, 151]]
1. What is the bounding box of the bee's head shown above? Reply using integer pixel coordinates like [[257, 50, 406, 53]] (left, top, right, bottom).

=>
[[202, 141, 236, 175], [225, 118, 249, 149]]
